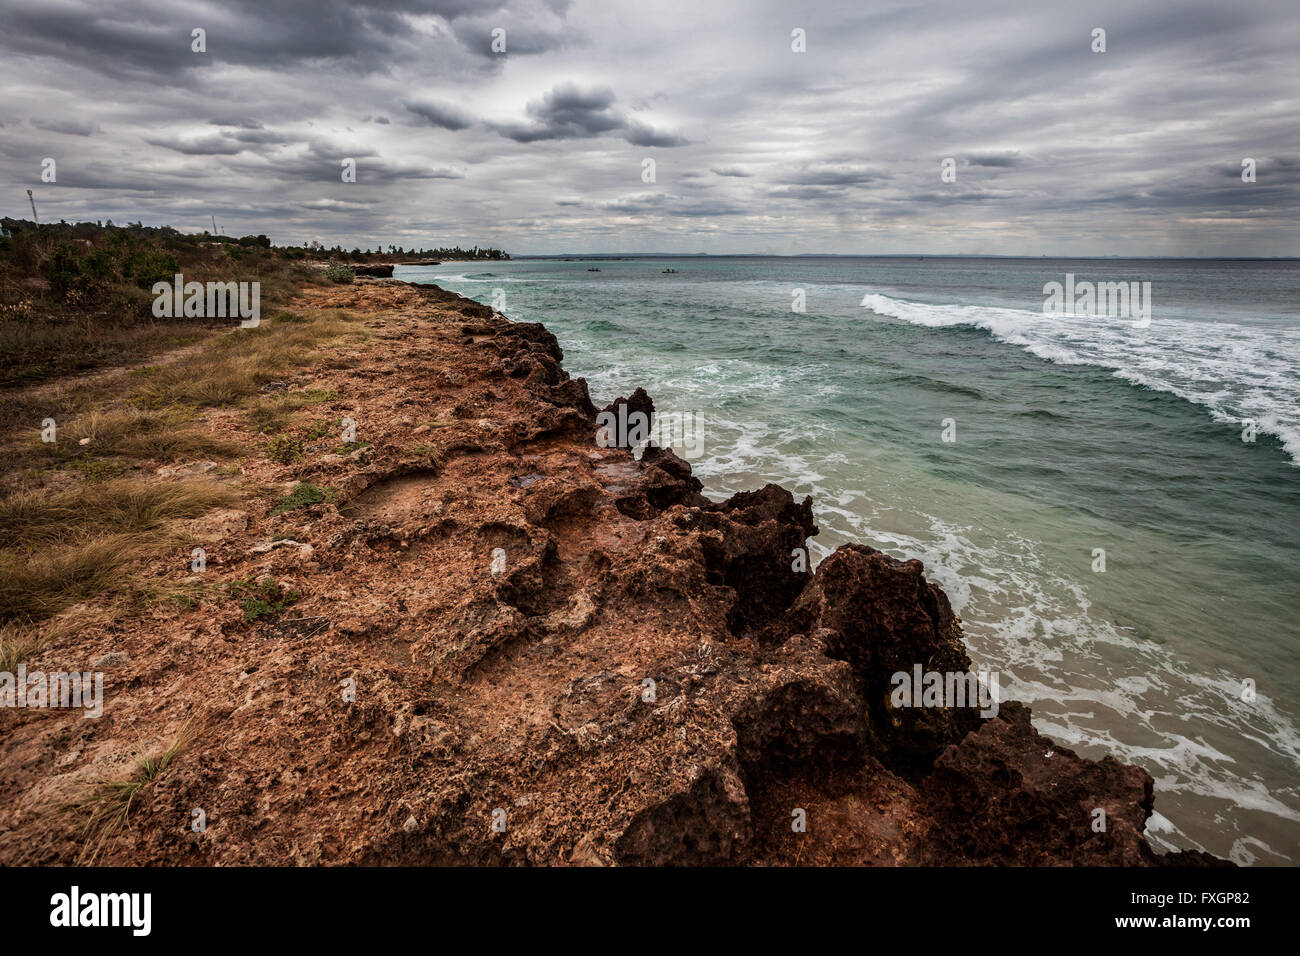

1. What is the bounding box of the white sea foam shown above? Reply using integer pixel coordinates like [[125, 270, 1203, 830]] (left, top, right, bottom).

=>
[[859, 291, 1300, 465]]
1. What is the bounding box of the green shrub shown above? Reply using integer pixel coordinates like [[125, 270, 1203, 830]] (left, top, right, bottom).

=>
[[225, 578, 299, 621], [324, 263, 355, 284], [270, 482, 335, 515], [266, 435, 303, 463], [41, 243, 86, 300]]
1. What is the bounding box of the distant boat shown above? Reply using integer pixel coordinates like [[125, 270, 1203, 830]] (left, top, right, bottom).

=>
[[587, 267, 601, 271], [662, 268, 678, 273]]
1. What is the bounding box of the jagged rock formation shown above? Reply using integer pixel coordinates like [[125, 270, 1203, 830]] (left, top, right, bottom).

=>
[[352, 264, 395, 278], [0, 282, 1225, 866]]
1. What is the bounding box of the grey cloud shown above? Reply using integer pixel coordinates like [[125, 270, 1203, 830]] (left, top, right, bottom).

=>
[[404, 99, 475, 131], [276, 140, 464, 184], [784, 164, 885, 186], [298, 197, 382, 210], [623, 121, 691, 148], [0, 0, 571, 84], [598, 192, 743, 217], [495, 84, 624, 141], [32, 117, 99, 136], [966, 152, 1025, 168], [147, 134, 246, 156], [227, 128, 293, 145], [494, 83, 687, 146], [0, 0, 1295, 254], [448, 2, 581, 58]]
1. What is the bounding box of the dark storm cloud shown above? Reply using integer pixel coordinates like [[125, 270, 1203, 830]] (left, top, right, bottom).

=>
[[492, 83, 689, 146], [0, 0, 1296, 254], [494, 84, 623, 141], [0, 0, 508, 82]]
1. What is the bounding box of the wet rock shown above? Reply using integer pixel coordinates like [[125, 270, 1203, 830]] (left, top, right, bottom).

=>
[[922, 702, 1177, 865], [700, 483, 816, 635], [773, 544, 983, 769]]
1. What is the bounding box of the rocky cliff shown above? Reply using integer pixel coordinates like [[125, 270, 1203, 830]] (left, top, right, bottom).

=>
[[0, 281, 1224, 865]]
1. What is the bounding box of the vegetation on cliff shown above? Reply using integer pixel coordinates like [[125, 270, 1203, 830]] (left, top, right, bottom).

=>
[[0, 218, 506, 387]]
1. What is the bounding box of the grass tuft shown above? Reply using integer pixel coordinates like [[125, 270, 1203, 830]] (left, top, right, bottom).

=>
[[0, 479, 236, 550], [270, 482, 335, 515], [0, 479, 236, 624], [70, 719, 200, 862]]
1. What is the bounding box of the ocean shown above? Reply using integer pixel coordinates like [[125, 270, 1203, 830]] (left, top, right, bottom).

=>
[[397, 256, 1300, 865]]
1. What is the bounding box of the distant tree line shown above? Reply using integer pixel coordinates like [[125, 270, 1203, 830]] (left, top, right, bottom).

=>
[[308, 242, 509, 261], [0, 217, 509, 266]]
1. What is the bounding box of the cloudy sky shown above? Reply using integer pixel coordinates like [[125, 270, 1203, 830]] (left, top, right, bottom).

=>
[[1, 0, 1296, 255]]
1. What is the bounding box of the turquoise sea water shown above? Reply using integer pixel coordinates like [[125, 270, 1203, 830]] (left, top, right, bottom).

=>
[[399, 256, 1300, 865]]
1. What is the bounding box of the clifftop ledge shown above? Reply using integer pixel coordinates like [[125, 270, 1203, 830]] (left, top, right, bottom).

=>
[[0, 281, 1225, 866]]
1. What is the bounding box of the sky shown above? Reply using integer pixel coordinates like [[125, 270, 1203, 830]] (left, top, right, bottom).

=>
[[0, 0, 1297, 256]]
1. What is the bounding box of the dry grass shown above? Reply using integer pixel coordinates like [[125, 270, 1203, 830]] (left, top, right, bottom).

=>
[[0, 621, 45, 672], [34, 406, 237, 466], [0, 478, 235, 549], [0, 536, 141, 625], [0, 302, 361, 628], [0, 479, 236, 624], [1, 252, 317, 388], [3, 309, 360, 481], [0, 312, 208, 388], [0, 612, 104, 671], [70, 719, 201, 863], [128, 310, 359, 411]]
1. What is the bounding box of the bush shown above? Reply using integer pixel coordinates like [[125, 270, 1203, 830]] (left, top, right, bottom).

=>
[[41, 243, 87, 300], [266, 435, 303, 463], [40, 235, 178, 306], [324, 263, 355, 284]]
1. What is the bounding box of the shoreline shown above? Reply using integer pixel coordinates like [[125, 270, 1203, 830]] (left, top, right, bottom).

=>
[[0, 279, 1226, 865]]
